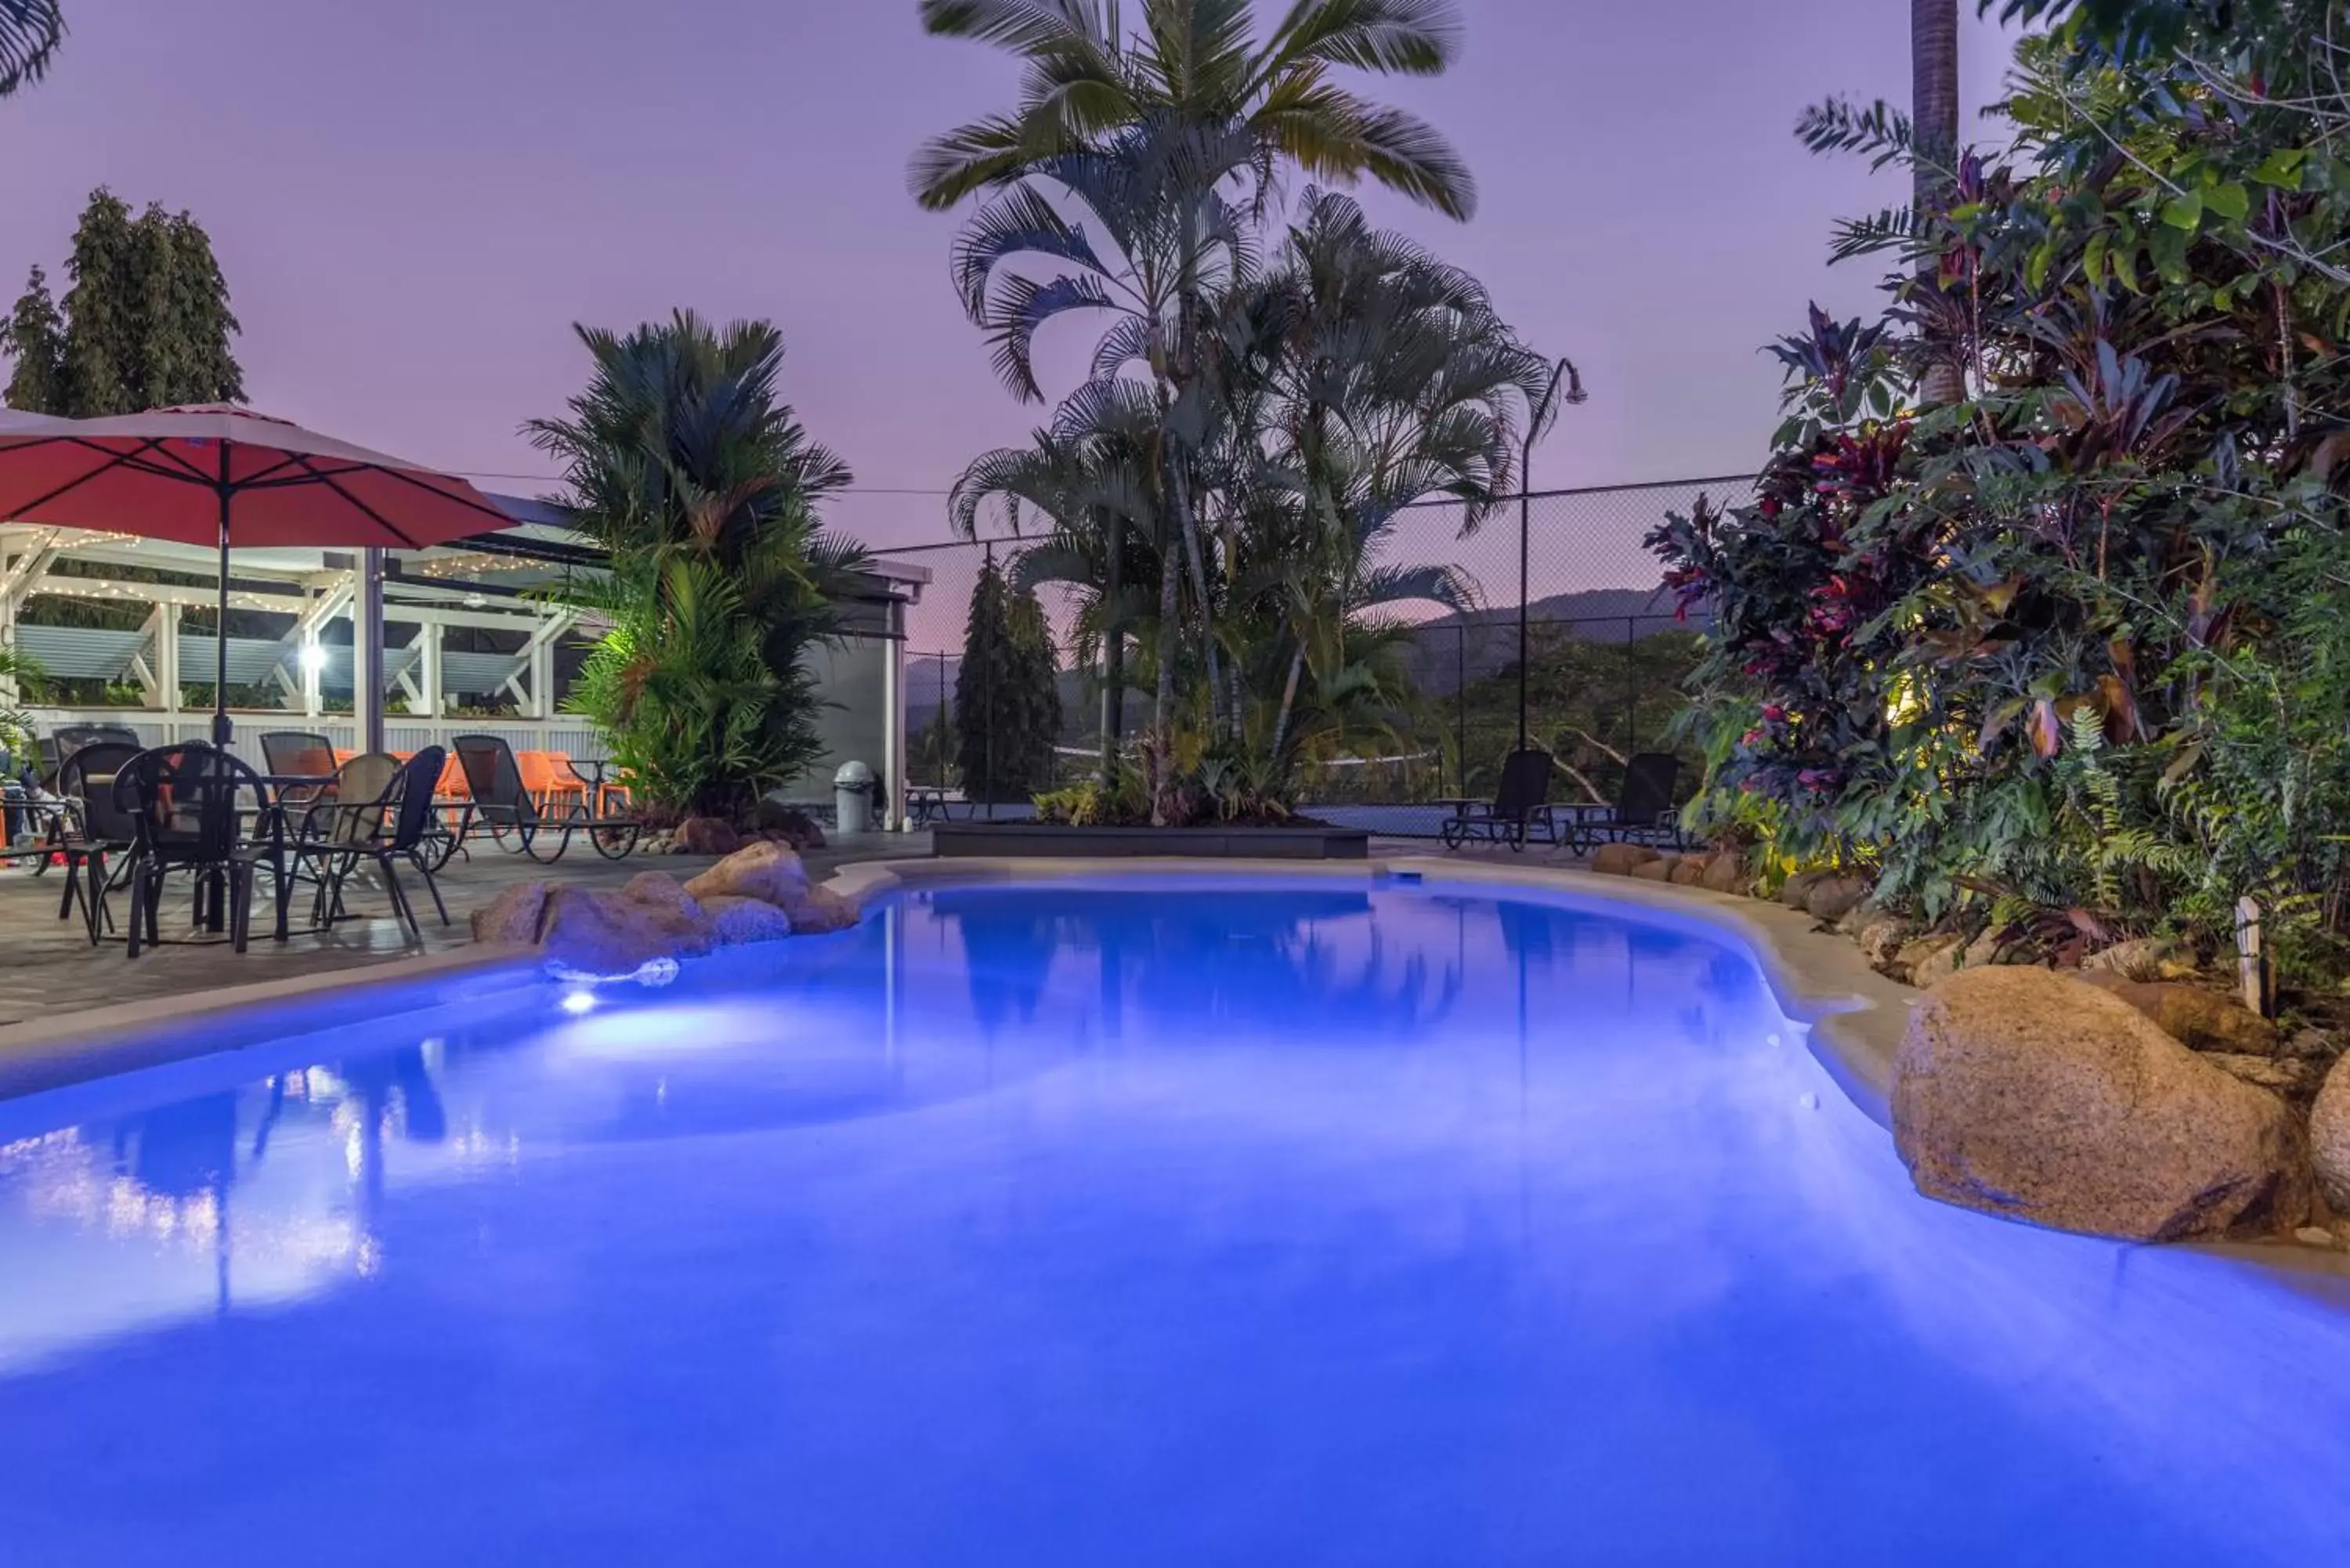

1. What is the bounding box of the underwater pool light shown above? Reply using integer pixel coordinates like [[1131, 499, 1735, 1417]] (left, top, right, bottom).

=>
[[560, 990, 598, 1016]]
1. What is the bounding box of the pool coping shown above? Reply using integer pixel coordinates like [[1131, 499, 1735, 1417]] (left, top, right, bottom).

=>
[[0, 945, 543, 1104]]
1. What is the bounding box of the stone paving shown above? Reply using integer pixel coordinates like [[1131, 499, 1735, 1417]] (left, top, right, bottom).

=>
[[0, 833, 927, 1028]]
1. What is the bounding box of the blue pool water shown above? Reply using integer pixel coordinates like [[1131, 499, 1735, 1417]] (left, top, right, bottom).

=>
[[2, 879, 2348, 1563]]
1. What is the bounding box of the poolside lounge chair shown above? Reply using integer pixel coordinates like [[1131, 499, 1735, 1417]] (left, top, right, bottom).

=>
[[1440, 748, 1565, 852], [453, 734, 641, 864], [1571, 753, 1683, 852]]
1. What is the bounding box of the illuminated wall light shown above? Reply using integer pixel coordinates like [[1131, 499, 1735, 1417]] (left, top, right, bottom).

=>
[[298, 644, 329, 676]]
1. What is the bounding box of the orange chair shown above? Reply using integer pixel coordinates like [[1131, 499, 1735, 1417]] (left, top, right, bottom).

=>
[[515, 750, 588, 815]]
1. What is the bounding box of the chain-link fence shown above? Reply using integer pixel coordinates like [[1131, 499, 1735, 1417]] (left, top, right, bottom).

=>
[[882, 475, 1750, 837]]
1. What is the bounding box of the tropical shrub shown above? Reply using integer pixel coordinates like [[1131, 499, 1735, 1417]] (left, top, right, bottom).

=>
[[530, 311, 866, 819], [1653, 2, 2350, 975]]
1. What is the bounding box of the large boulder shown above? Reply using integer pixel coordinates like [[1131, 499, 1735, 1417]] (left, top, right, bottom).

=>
[[538, 885, 712, 977], [702, 894, 796, 946], [674, 816, 743, 858], [1893, 966, 2311, 1241], [1628, 856, 1678, 883], [2204, 1053, 2331, 1105], [2312, 1057, 2350, 1215], [685, 840, 813, 907], [1590, 842, 1660, 877], [2071, 973, 2283, 1056], [1804, 876, 1871, 923], [755, 797, 828, 851], [1667, 856, 1710, 887], [471, 880, 551, 945]]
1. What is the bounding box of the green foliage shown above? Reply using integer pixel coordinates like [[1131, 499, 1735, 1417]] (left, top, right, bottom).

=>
[[0, 0, 63, 99], [5, 190, 245, 416], [920, 2, 1549, 815], [955, 551, 1064, 802], [1653, 11, 2350, 977], [529, 310, 866, 818], [1, 266, 64, 412]]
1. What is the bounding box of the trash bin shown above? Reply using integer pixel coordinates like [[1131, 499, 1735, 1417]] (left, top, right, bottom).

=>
[[833, 761, 877, 835]]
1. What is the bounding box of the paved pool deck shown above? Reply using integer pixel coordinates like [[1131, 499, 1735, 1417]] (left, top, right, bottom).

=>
[[0, 833, 922, 1028], [0, 833, 1599, 1031]]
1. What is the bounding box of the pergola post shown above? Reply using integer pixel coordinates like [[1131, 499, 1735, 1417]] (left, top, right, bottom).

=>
[[355, 548, 385, 753], [418, 620, 445, 721], [883, 598, 906, 831]]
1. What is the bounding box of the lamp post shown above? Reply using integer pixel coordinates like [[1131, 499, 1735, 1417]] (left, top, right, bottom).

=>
[[1517, 358, 1585, 753]]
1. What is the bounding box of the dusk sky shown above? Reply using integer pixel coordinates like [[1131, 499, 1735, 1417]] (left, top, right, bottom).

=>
[[0, 2, 2017, 550]]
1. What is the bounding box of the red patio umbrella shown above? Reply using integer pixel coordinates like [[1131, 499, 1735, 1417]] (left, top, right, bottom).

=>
[[0, 405, 517, 742]]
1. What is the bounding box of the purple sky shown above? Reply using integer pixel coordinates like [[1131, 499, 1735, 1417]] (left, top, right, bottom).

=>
[[0, 2, 2016, 550]]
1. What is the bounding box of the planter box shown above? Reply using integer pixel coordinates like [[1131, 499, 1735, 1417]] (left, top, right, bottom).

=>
[[930, 822, 1371, 862]]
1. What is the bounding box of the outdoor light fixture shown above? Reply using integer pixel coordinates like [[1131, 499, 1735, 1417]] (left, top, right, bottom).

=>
[[298, 644, 329, 676]]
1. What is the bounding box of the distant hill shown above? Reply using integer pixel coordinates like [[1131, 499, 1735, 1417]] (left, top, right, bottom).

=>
[[905, 585, 1712, 716], [1404, 587, 1711, 695]]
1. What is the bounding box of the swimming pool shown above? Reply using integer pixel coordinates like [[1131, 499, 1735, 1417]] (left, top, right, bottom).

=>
[[1, 876, 2345, 1563]]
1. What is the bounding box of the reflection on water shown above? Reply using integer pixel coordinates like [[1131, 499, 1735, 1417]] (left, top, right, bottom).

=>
[[1, 879, 2347, 1566]]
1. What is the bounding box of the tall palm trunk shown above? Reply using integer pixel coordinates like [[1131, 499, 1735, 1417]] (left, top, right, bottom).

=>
[[1099, 508, 1125, 787], [1150, 498, 1180, 823], [1914, 0, 1966, 406]]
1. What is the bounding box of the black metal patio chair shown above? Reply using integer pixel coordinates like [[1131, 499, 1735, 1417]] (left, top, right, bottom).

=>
[[113, 742, 290, 958], [293, 747, 450, 939], [53, 740, 142, 945], [453, 734, 641, 864], [1570, 753, 1684, 853], [1440, 748, 1565, 853]]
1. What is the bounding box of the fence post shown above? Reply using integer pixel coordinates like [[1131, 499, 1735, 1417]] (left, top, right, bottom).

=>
[[1624, 616, 1639, 759], [983, 540, 996, 823], [1454, 621, 1467, 798]]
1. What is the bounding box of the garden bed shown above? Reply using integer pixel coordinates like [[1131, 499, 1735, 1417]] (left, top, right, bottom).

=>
[[931, 822, 1371, 861]]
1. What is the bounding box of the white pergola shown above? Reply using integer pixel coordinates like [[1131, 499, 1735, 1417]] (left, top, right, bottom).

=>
[[0, 495, 933, 825]]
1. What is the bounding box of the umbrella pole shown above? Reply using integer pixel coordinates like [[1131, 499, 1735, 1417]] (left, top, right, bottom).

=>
[[214, 481, 233, 746]]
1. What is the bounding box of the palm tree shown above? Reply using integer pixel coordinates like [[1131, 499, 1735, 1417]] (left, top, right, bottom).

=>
[[527, 310, 867, 817], [1220, 193, 1549, 763], [951, 374, 1172, 782], [0, 1, 63, 100], [909, 0, 1477, 221], [915, 0, 1478, 758], [1913, 0, 1964, 405]]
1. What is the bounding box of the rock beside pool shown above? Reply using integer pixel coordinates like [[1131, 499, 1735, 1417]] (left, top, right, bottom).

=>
[[1699, 852, 1749, 895], [1893, 933, 1966, 988], [1628, 856, 1678, 883], [702, 894, 796, 945], [685, 840, 812, 907], [1667, 856, 1709, 887], [472, 842, 859, 971], [620, 870, 704, 927], [2310, 1057, 2350, 1214], [1893, 966, 2312, 1242], [1803, 876, 1871, 923], [1589, 842, 1659, 876], [1781, 869, 1830, 909], [2070, 972, 2283, 1056], [777, 883, 859, 934], [539, 883, 714, 976], [472, 880, 552, 945]]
